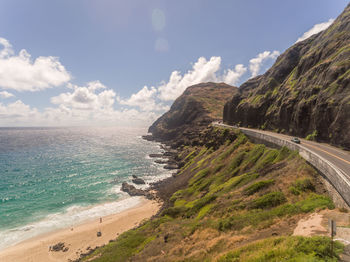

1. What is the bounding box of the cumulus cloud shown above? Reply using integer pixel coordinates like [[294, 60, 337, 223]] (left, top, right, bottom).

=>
[[0, 37, 71, 91], [296, 18, 334, 43], [120, 86, 169, 112], [0, 100, 39, 124], [249, 50, 280, 78], [0, 99, 159, 127], [0, 41, 281, 126], [157, 56, 222, 101], [119, 56, 249, 114], [0, 91, 14, 98], [221, 64, 247, 86], [0, 38, 13, 58], [51, 81, 116, 110]]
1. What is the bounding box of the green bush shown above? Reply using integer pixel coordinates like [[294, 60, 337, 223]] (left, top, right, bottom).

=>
[[249, 192, 286, 209], [186, 194, 217, 216], [294, 178, 315, 191], [290, 178, 315, 195], [244, 179, 275, 195], [162, 206, 188, 218], [306, 130, 318, 141]]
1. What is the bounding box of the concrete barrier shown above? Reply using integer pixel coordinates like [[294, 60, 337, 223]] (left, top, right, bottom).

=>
[[237, 128, 350, 207]]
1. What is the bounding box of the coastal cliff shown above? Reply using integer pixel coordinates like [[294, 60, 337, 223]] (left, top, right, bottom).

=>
[[224, 3, 350, 150], [148, 82, 237, 147], [81, 63, 346, 262], [79, 4, 350, 262]]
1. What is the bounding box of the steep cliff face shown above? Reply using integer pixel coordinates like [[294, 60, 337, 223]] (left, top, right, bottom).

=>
[[148, 82, 237, 145], [224, 4, 350, 149]]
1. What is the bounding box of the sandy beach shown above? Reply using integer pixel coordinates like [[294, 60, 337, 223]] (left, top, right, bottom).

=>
[[0, 198, 160, 262]]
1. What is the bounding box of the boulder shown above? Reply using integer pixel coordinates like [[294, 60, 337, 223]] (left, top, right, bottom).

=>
[[121, 182, 154, 200], [132, 176, 146, 185]]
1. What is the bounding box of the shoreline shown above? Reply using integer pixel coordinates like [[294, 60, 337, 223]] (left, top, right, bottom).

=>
[[0, 198, 161, 262]]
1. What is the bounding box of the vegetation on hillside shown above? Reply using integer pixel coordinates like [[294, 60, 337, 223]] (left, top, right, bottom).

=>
[[224, 3, 350, 149], [81, 127, 342, 262]]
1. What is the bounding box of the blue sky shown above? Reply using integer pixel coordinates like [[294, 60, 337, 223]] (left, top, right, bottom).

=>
[[0, 0, 348, 126]]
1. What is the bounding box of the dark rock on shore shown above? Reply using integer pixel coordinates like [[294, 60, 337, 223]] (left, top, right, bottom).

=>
[[154, 159, 168, 164], [121, 182, 144, 196], [163, 150, 178, 157], [121, 182, 154, 200], [149, 153, 165, 158], [142, 135, 154, 141], [132, 175, 146, 185], [147, 145, 179, 171], [51, 242, 66, 252], [164, 164, 178, 170]]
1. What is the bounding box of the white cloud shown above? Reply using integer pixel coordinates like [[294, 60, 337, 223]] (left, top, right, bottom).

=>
[[157, 56, 222, 101], [0, 37, 71, 92], [0, 43, 281, 127], [119, 56, 248, 113], [249, 50, 280, 78], [0, 92, 160, 127], [51, 81, 116, 110], [120, 86, 169, 112], [0, 38, 13, 58], [0, 91, 14, 98], [221, 64, 247, 86], [0, 100, 39, 123], [296, 18, 334, 43]]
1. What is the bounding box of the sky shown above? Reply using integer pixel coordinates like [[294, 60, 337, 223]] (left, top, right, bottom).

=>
[[0, 0, 348, 127]]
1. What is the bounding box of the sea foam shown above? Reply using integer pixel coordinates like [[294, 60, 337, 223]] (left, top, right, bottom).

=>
[[0, 196, 142, 251]]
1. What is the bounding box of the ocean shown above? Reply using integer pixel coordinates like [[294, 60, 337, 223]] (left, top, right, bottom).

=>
[[0, 127, 171, 250]]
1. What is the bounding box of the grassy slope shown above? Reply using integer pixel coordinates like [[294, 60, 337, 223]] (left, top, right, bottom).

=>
[[82, 127, 343, 262]]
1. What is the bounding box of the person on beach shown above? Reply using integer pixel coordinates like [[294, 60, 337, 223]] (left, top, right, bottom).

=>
[[100, 217, 102, 223]]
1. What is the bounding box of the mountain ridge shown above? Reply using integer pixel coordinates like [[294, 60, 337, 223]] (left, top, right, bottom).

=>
[[148, 82, 238, 146], [224, 3, 350, 150]]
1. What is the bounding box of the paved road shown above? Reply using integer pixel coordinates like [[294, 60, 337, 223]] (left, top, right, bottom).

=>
[[214, 122, 350, 180]]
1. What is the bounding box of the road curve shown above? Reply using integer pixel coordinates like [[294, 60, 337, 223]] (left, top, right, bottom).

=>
[[214, 122, 350, 206]]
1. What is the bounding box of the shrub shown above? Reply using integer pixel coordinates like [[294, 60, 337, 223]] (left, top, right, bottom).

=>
[[249, 192, 286, 209], [306, 130, 318, 141], [162, 206, 188, 218], [290, 178, 315, 195], [294, 178, 315, 191], [244, 179, 275, 195]]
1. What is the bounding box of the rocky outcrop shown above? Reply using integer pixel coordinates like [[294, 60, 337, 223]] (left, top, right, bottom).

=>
[[121, 182, 154, 200], [132, 175, 145, 185], [51, 242, 68, 252], [224, 3, 350, 150], [148, 82, 237, 146]]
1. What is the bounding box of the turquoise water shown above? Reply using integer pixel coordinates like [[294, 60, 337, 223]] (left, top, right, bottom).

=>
[[0, 127, 170, 250]]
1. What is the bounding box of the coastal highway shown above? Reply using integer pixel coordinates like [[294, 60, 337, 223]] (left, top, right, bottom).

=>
[[213, 122, 350, 200]]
